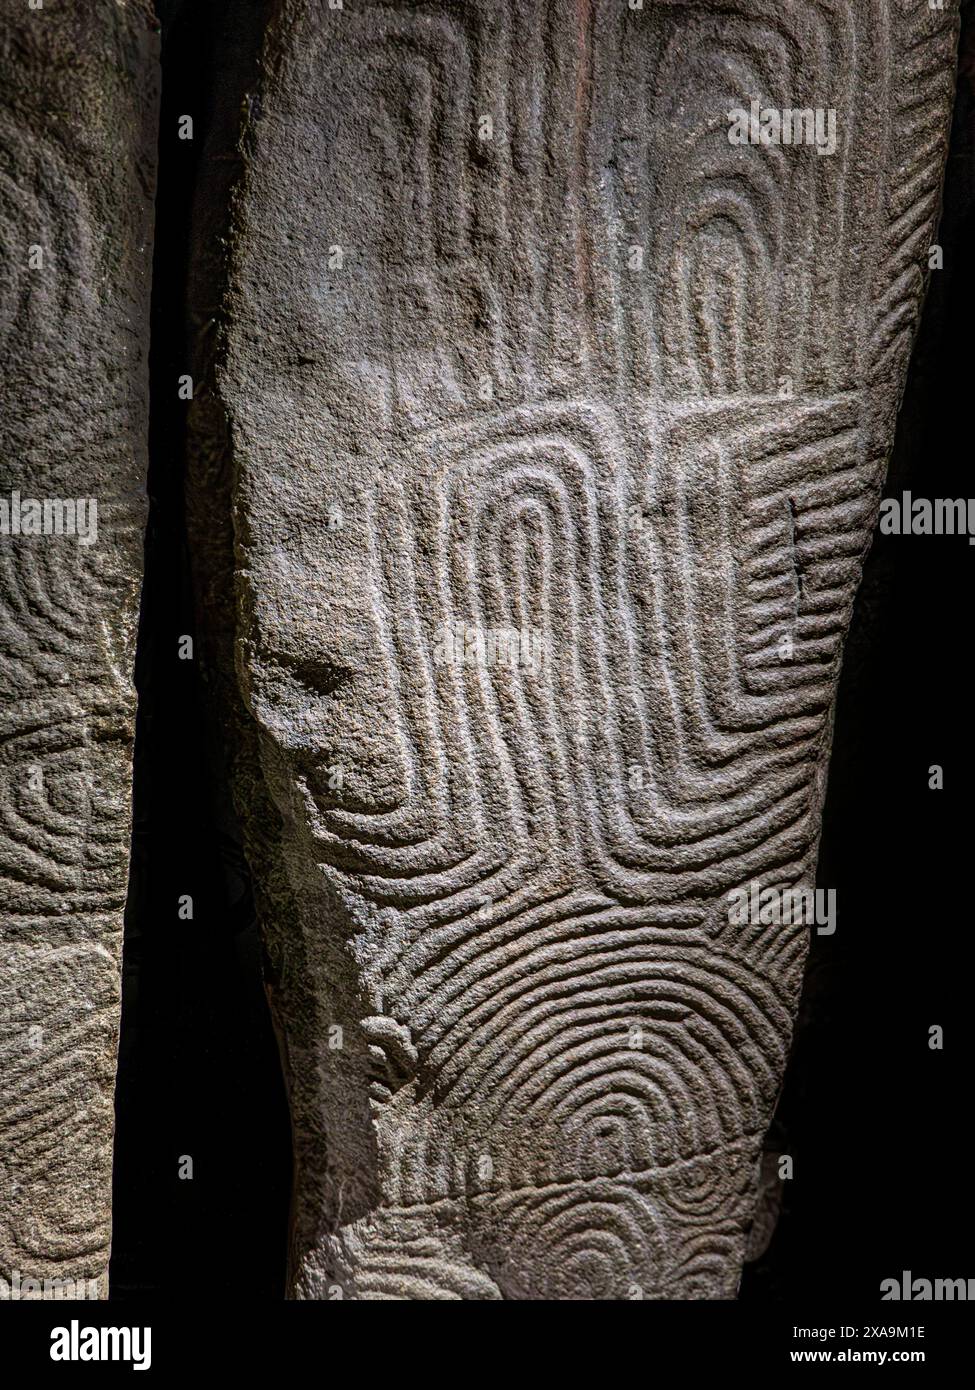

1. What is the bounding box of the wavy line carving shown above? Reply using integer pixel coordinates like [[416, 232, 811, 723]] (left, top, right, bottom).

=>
[[201, 0, 959, 1298]]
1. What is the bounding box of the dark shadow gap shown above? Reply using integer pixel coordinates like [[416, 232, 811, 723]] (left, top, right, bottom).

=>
[[111, 0, 291, 1301]]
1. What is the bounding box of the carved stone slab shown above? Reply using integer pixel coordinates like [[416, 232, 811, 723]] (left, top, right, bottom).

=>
[[198, 0, 957, 1298], [0, 0, 158, 1299]]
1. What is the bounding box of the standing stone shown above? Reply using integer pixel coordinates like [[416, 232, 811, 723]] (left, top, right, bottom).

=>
[[191, 0, 957, 1297], [0, 0, 158, 1299]]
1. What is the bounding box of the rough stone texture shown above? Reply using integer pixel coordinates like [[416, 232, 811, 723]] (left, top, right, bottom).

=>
[[0, 0, 158, 1298], [190, 1, 958, 1298]]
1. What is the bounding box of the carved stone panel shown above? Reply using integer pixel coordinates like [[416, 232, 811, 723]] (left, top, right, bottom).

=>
[[0, 0, 158, 1299], [193, 0, 957, 1298]]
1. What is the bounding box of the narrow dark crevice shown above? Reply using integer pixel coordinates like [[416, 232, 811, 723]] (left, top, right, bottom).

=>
[[111, 0, 291, 1300]]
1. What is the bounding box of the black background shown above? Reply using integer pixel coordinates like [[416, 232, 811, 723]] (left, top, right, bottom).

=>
[[108, 0, 975, 1302]]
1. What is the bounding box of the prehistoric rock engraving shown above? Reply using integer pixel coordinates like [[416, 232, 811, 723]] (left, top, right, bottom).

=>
[[192, 0, 957, 1297], [0, 1, 158, 1298]]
